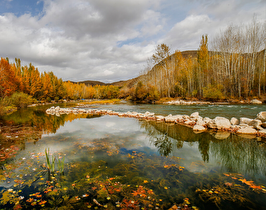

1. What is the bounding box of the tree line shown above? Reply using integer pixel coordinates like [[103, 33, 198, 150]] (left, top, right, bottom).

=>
[[128, 19, 265, 101], [0, 57, 120, 102]]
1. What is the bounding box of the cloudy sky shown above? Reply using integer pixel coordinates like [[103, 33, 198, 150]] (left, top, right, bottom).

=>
[[0, 0, 265, 82]]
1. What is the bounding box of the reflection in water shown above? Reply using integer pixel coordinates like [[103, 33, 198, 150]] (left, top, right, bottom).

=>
[[0, 107, 266, 210], [210, 136, 266, 179], [140, 120, 212, 162], [139, 120, 266, 179], [154, 134, 173, 156]]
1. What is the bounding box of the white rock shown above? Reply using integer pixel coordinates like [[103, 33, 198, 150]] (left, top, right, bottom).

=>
[[250, 99, 262, 104], [190, 112, 199, 119], [236, 126, 257, 135], [239, 117, 253, 125], [174, 115, 184, 121], [203, 117, 212, 124], [258, 129, 266, 134], [155, 116, 165, 121], [183, 115, 190, 119], [184, 119, 194, 125], [261, 122, 266, 128], [165, 116, 177, 123], [257, 111, 266, 122], [193, 125, 207, 132], [144, 111, 154, 116], [248, 119, 263, 130], [208, 117, 231, 130], [196, 119, 206, 126], [230, 117, 239, 125], [165, 115, 183, 123]]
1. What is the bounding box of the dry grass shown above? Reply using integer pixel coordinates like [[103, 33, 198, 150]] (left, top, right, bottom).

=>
[[78, 99, 121, 105]]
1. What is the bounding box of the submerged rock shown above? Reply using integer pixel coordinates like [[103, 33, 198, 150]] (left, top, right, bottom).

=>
[[213, 131, 230, 140]]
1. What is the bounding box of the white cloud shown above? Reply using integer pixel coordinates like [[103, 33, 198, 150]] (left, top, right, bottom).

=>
[[161, 0, 266, 51], [162, 14, 215, 51], [0, 0, 265, 82]]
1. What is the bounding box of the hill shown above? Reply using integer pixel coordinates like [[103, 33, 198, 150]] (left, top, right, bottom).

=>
[[73, 50, 198, 88]]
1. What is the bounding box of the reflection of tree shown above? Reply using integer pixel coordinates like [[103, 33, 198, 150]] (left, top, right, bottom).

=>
[[3, 107, 101, 135], [139, 120, 212, 160], [197, 135, 210, 162], [154, 134, 172, 156], [140, 121, 181, 155], [141, 119, 266, 178], [210, 135, 266, 178]]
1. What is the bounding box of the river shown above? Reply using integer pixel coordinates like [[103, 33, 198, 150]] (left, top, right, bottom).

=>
[[0, 102, 265, 209]]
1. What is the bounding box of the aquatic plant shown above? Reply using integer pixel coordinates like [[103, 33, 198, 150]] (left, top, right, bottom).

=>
[[45, 148, 56, 173], [57, 155, 65, 174], [45, 148, 51, 169]]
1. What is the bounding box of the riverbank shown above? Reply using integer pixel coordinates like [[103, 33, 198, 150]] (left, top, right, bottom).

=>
[[27, 97, 265, 109], [46, 106, 266, 140], [160, 98, 264, 105]]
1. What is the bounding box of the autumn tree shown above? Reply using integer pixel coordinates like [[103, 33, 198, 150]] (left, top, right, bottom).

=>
[[197, 35, 209, 97], [0, 58, 19, 97]]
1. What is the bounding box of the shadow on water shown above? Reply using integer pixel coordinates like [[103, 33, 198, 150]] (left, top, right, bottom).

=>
[[0, 106, 265, 210]]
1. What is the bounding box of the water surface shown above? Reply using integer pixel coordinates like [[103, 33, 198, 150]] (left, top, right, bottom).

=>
[[0, 104, 265, 210]]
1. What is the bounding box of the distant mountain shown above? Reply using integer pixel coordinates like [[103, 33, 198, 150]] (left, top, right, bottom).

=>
[[69, 79, 131, 87], [70, 80, 107, 86], [70, 50, 199, 88]]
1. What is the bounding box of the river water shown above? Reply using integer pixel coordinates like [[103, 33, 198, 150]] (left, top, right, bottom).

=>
[[0, 103, 265, 210]]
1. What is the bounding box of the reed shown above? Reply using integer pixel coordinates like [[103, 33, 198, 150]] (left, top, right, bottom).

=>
[[45, 148, 56, 173], [57, 156, 65, 174], [45, 148, 51, 170]]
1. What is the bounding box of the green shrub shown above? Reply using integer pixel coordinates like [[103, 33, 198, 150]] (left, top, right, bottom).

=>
[[203, 85, 224, 101], [135, 82, 147, 101], [192, 90, 198, 97], [54, 96, 59, 102], [46, 97, 51, 103], [146, 85, 160, 101], [11, 92, 34, 109]]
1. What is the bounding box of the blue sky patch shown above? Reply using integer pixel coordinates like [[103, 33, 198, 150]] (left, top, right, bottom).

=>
[[0, 0, 44, 17]]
